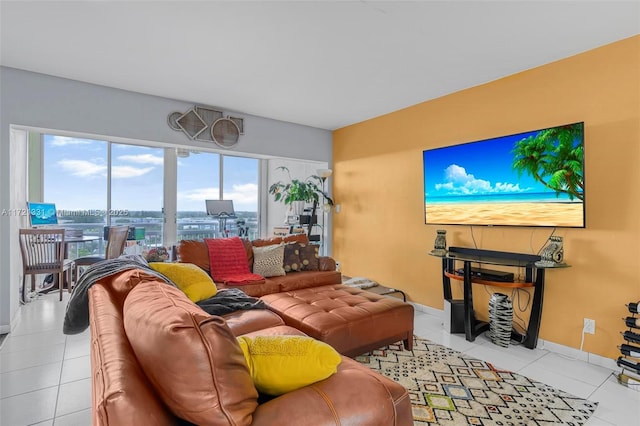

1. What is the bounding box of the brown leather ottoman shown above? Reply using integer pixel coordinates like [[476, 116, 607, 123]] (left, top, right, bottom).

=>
[[261, 284, 414, 357]]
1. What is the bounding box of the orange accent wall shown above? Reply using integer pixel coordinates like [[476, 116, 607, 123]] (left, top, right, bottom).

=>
[[332, 35, 640, 359]]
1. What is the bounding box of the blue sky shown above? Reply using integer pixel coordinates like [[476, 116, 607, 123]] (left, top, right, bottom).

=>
[[423, 130, 544, 198], [43, 135, 258, 212]]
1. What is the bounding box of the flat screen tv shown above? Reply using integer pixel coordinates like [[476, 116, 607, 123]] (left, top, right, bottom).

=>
[[27, 202, 59, 227], [423, 122, 585, 227]]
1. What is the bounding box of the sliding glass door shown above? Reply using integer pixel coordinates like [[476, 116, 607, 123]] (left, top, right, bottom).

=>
[[39, 134, 262, 254], [110, 143, 165, 251]]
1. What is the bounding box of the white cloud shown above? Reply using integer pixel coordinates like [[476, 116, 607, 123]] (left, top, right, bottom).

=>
[[111, 166, 155, 178], [58, 159, 154, 179], [49, 136, 94, 146], [58, 159, 107, 177], [434, 164, 524, 194], [179, 187, 220, 202], [117, 154, 164, 165], [178, 183, 258, 211]]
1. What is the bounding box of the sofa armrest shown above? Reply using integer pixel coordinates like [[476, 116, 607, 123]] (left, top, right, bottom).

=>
[[250, 358, 412, 426], [318, 256, 336, 271]]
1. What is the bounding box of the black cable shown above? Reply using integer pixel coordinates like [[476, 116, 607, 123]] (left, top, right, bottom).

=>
[[470, 225, 478, 249]]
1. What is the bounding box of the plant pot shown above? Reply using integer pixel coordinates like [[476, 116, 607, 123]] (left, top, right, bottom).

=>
[[290, 201, 305, 216]]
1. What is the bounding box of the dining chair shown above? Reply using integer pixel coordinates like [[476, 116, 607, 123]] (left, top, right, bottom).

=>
[[18, 228, 74, 302], [74, 225, 130, 282]]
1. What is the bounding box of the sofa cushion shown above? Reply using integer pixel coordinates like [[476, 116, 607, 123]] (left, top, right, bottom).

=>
[[123, 281, 258, 426], [177, 239, 210, 271], [252, 237, 283, 247], [149, 262, 217, 302], [252, 244, 286, 277], [283, 243, 302, 272], [237, 335, 341, 396], [267, 270, 343, 293], [298, 243, 320, 271]]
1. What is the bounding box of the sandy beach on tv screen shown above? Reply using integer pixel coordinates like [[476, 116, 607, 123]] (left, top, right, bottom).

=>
[[426, 202, 584, 227]]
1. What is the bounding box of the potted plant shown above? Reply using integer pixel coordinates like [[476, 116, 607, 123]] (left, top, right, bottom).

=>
[[268, 167, 334, 215]]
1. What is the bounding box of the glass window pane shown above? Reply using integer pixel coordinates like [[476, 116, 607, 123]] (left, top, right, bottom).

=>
[[110, 143, 164, 251], [223, 156, 259, 239], [176, 151, 220, 240], [43, 134, 108, 259]]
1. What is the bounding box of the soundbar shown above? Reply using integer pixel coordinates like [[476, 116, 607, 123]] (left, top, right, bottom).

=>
[[456, 266, 515, 282]]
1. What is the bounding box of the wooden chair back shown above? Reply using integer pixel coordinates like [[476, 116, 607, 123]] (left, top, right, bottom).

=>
[[105, 226, 130, 259], [18, 228, 72, 301]]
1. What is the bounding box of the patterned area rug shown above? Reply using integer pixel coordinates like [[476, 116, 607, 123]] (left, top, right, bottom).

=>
[[356, 338, 598, 425]]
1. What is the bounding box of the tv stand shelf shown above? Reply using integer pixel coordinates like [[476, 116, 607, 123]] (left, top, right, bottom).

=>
[[443, 271, 534, 289], [433, 246, 568, 349]]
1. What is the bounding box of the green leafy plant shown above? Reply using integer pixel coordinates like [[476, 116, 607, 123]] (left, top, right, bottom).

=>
[[512, 123, 584, 200], [268, 167, 334, 206]]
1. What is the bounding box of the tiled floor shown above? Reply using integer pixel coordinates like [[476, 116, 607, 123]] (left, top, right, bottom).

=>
[[1, 294, 639, 425]]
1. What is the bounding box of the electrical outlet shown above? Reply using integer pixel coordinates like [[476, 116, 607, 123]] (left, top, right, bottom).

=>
[[583, 318, 596, 334]]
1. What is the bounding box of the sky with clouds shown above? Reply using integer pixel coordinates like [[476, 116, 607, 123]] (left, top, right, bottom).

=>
[[43, 135, 258, 213], [423, 130, 542, 198]]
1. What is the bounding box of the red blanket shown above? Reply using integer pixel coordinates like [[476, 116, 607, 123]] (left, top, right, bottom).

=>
[[205, 237, 264, 285]]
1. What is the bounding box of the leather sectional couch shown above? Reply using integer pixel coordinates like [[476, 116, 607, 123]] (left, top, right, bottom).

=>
[[177, 238, 414, 357], [89, 268, 414, 425]]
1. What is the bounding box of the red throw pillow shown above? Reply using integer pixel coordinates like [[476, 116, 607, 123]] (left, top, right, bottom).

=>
[[205, 237, 264, 285]]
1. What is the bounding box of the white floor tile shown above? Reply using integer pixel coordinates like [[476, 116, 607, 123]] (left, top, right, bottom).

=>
[[588, 375, 640, 425], [0, 344, 65, 373], [0, 330, 66, 354], [55, 378, 92, 418], [0, 362, 62, 398], [60, 356, 91, 384], [517, 362, 599, 400], [53, 408, 91, 426], [63, 339, 90, 360], [0, 386, 58, 426], [528, 352, 613, 388]]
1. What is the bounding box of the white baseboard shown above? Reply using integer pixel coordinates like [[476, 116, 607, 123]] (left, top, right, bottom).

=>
[[411, 301, 618, 370], [410, 301, 444, 319]]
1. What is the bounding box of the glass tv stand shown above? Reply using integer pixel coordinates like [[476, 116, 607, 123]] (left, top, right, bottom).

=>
[[431, 246, 568, 349]]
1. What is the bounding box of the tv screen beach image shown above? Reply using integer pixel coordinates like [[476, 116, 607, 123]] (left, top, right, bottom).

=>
[[423, 122, 585, 227]]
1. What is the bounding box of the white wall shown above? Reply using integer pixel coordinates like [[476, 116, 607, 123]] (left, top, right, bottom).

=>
[[0, 66, 333, 332], [266, 158, 331, 243]]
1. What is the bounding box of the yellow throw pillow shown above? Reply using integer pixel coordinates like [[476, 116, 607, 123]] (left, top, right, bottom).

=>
[[149, 262, 217, 302], [237, 335, 341, 395]]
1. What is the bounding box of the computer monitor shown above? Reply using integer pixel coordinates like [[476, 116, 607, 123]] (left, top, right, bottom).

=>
[[27, 202, 59, 227], [205, 200, 236, 218]]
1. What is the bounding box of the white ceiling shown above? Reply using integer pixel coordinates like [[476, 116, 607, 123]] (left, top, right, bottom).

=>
[[1, 1, 638, 130]]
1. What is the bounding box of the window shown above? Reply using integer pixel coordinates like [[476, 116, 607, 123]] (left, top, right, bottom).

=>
[[110, 143, 164, 248], [222, 156, 259, 239], [38, 134, 262, 254], [42, 135, 107, 259], [176, 151, 220, 240]]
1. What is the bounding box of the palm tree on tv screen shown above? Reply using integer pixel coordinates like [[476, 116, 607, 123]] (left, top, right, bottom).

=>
[[512, 123, 584, 201]]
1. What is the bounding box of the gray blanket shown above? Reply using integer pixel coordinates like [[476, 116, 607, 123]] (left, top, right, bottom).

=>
[[63, 255, 266, 335], [63, 254, 173, 335], [197, 288, 265, 316]]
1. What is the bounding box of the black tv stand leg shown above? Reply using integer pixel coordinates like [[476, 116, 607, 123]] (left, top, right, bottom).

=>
[[523, 269, 545, 349], [463, 261, 476, 342]]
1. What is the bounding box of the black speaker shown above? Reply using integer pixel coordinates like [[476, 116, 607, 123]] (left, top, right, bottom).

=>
[[444, 299, 465, 333]]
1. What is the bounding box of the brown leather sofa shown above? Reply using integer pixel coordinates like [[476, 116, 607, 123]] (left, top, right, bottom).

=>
[[177, 238, 414, 357], [89, 268, 413, 425], [177, 237, 342, 297]]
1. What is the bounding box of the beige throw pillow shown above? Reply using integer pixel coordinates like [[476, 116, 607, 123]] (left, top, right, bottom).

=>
[[252, 244, 286, 277]]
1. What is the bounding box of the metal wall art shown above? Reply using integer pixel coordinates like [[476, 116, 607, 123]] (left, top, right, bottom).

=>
[[168, 106, 244, 149]]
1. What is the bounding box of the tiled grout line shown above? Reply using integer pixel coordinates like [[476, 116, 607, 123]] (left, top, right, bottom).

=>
[[52, 337, 68, 422]]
